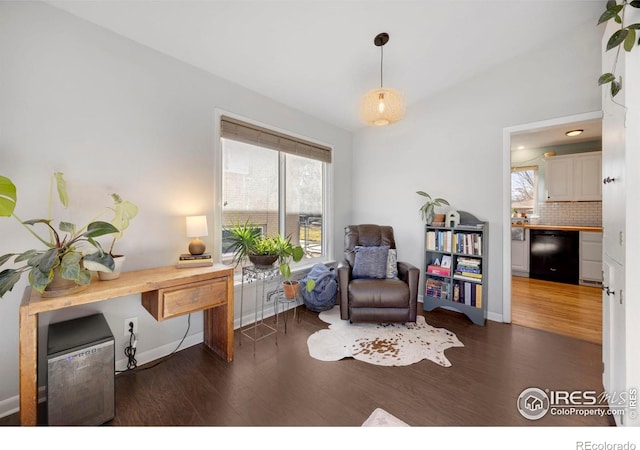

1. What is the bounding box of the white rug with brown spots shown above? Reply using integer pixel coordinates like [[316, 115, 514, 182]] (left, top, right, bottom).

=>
[[307, 306, 463, 367]]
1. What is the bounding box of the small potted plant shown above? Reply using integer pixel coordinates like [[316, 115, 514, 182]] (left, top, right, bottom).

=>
[[274, 233, 305, 298], [417, 191, 450, 225], [96, 193, 138, 280], [0, 173, 119, 298]]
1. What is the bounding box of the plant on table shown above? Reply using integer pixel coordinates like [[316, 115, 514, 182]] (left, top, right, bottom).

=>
[[95, 193, 138, 280], [0, 172, 119, 298]]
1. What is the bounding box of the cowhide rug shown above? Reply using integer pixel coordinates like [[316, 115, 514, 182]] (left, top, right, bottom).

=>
[[362, 408, 409, 427], [307, 306, 463, 367]]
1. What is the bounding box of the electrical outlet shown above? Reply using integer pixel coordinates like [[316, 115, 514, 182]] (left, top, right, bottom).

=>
[[124, 317, 138, 337]]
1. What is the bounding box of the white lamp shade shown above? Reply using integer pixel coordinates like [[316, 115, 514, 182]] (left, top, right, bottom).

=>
[[186, 215, 208, 238], [359, 87, 406, 126]]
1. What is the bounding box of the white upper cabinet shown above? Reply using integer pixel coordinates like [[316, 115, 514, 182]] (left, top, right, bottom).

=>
[[544, 152, 602, 202], [545, 155, 573, 201], [573, 153, 602, 201]]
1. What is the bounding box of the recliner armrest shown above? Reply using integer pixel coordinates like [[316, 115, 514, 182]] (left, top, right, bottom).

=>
[[397, 261, 420, 321], [337, 259, 352, 319]]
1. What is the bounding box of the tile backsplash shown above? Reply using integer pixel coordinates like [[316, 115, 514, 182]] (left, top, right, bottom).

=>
[[537, 201, 602, 226]]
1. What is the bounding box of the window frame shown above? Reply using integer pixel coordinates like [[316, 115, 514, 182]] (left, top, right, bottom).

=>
[[510, 165, 539, 214], [214, 111, 333, 279]]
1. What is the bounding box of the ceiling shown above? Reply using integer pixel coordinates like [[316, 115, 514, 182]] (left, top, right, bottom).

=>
[[47, 0, 604, 132], [510, 117, 602, 151]]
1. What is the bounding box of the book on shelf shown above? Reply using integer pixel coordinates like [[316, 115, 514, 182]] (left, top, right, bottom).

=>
[[454, 233, 482, 256], [457, 271, 482, 279], [426, 229, 452, 252], [179, 253, 212, 260], [427, 264, 450, 276], [453, 281, 482, 308], [426, 278, 449, 300]]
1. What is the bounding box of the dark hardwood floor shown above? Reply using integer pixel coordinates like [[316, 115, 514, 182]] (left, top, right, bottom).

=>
[[1, 303, 614, 428]]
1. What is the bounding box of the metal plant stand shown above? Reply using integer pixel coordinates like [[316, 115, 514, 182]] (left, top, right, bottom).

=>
[[239, 265, 280, 353], [274, 289, 301, 334]]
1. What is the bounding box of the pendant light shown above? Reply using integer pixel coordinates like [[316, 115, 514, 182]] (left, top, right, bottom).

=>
[[359, 32, 406, 126]]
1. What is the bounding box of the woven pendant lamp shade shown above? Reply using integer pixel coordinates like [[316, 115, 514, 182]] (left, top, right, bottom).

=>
[[359, 87, 406, 126], [359, 32, 405, 127]]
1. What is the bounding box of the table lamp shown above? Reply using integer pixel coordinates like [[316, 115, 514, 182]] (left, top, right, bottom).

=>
[[186, 215, 208, 255]]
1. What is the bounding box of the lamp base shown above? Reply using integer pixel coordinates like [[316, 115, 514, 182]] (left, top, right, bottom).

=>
[[188, 239, 206, 255]]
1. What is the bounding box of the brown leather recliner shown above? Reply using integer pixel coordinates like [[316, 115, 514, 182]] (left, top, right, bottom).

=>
[[337, 224, 419, 323]]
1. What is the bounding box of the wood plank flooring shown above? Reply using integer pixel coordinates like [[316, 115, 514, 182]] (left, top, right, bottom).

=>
[[511, 276, 602, 344], [1, 303, 612, 427]]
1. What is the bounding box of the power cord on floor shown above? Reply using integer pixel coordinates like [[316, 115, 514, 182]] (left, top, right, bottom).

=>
[[116, 314, 192, 375], [123, 321, 137, 371]]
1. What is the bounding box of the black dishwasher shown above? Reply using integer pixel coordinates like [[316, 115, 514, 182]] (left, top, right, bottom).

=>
[[529, 229, 579, 285]]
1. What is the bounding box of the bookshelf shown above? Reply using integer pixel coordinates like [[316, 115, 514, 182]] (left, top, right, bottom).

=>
[[422, 214, 487, 325]]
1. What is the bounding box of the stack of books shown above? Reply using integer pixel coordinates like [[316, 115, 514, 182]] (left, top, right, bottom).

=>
[[176, 253, 213, 269], [454, 257, 482, 281]]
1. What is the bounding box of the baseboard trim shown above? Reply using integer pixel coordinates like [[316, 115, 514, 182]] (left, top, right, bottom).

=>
[[0, 333, 206, 420]]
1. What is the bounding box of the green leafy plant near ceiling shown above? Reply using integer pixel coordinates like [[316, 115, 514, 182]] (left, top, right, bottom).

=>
[[598, 0, 640, 97]]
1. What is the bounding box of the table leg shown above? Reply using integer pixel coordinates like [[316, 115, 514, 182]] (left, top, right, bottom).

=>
[[203, 275, 234, 362], [19, 290, 38, 426]]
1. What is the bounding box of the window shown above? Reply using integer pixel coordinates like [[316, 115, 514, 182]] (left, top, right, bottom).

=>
[[220, 116, 330, 273], [511, 166, 538, 214]]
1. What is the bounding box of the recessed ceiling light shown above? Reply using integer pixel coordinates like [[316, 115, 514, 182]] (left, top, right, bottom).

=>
[[565, 129, 584, 137], [517, 146, 525, 150]]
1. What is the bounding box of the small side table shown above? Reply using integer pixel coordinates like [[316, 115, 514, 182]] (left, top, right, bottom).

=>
[[239, 265, 280, 352], [274, 289, 301, 334]]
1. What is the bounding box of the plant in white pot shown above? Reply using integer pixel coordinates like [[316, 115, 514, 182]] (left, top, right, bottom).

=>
[[96, 193, 138, 280], [0, 173, 119, 298]]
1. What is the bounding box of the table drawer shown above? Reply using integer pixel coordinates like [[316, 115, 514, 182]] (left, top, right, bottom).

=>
[[142, 278, 227, 321]]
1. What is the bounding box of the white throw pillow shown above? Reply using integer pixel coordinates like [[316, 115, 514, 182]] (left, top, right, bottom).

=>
[[386, 249, 398, 279]]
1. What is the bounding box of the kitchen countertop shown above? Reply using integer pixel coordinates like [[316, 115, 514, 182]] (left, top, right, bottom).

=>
[[511, 223, 603, 232]]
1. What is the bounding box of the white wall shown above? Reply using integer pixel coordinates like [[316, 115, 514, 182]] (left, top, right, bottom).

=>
[[0, 1, 352, 416], [351, 19, 602, 322]]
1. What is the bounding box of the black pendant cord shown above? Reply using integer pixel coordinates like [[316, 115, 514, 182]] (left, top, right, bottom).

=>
[[380, 45, 384, 89]]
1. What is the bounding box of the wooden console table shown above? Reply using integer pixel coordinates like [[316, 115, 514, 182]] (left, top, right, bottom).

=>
[[18, 264, 234, 426]]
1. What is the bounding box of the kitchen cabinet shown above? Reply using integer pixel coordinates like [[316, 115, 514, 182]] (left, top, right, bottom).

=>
[[579, 231, 602, 286], [544, 152, 602, 202], [511, 227, 529, 276]]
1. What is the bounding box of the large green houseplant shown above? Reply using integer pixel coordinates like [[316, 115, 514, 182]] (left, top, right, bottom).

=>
[[225, 219, 278, 268], [0, 173, 120, 298]]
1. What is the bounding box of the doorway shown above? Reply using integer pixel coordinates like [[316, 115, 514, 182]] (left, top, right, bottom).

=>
[[502, 111, 603, 343]]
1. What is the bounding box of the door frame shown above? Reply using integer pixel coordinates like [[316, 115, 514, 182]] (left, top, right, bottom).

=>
[[501, 110, 603, 323]]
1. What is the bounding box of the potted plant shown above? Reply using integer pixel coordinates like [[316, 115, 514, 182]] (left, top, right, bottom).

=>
[[225, 220, 278, 268], [274, 233, 305, 299], [0, 173, 119, 298], [95, 193, 138, 280], [416, 191, 450, 225]]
